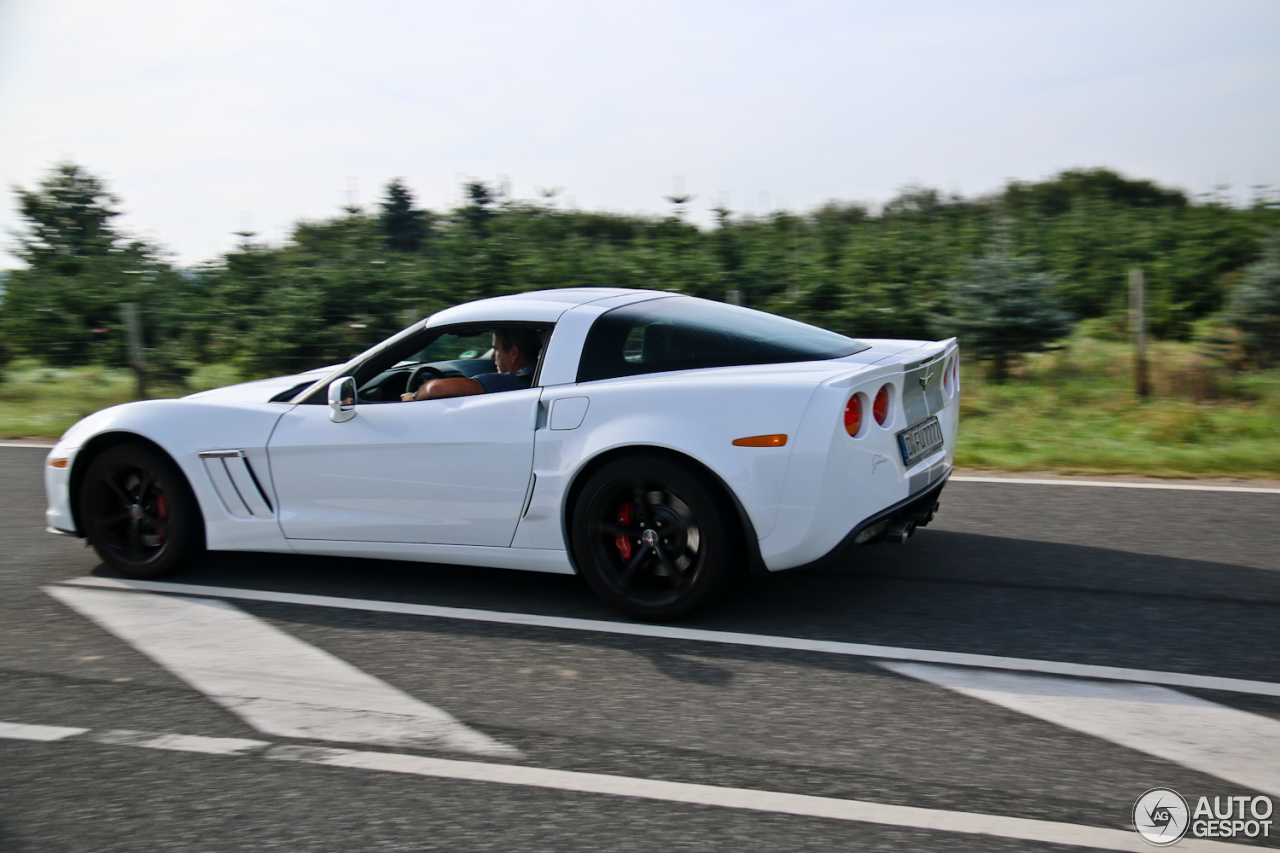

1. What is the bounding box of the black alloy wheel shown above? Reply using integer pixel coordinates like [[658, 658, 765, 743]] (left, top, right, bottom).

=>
[[79, 444, 204, 579], [572, 455, 734, 620]]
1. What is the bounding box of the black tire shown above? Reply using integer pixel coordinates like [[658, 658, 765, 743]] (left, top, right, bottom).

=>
[[79, 443, 205, 579], [571, 455, 735, 620]]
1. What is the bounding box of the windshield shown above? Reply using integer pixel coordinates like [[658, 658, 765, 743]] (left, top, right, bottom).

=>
[[397, 329, 495, 365]]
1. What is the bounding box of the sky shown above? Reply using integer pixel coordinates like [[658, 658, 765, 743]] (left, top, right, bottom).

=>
[[1, 0, 1278, 269]]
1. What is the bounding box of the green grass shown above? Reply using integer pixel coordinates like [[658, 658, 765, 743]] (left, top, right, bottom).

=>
[[0, 362, 143, 439], [0, 359, 251, 440], [956, 338, 1280, 478], [4, 346, 1278, 478]]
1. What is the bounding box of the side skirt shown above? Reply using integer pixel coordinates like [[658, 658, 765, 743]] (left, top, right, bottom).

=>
[[284, 539, 576, 575]]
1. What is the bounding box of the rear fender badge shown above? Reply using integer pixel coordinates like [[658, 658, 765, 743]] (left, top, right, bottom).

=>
[[871, 453, 890, 474]]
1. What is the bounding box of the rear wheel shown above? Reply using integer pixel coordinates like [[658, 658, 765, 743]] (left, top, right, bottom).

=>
[[571, 455, 735, 620], [79, 444, 204, 579]]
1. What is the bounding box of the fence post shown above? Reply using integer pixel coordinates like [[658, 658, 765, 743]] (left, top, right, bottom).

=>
[[1129, 268, 1150, 399], [121, 303, 148, 399]]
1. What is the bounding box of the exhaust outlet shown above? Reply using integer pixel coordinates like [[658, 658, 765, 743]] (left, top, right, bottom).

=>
[[884, 518, 916, 544]]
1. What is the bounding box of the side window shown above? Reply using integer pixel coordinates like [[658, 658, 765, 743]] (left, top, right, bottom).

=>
[[577, 297, 867, 383], [335, 322, 550, 403]]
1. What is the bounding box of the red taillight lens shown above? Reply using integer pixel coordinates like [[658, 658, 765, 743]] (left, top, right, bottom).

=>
[[844, 395, 863, 436], [873, 385, 890, 426]]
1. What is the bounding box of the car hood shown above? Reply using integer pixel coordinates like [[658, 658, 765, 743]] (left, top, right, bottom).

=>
[[183, 366, 336, 403]]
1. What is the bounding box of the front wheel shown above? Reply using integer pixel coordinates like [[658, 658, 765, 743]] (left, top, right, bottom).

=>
[[79, 444, 204, 579], [571, 455, 735, 620]]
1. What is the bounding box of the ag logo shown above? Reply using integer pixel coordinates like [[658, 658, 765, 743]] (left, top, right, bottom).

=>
[[1134, 787, 1190, 845]]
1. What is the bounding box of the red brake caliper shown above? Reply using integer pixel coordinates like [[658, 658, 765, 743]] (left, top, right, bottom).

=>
[[615, 501, 632, 560], [156, 491, 168, 544]]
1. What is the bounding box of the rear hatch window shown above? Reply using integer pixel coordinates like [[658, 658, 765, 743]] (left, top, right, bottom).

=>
[[578, 296, 868, 382]]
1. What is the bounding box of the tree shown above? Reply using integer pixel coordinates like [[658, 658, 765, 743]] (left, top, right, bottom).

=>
[[1, 162, 190, 367], [1223, 236, 1280, 367], [1002, 168, 1187, 216], [461, 181, 496, 235], [883, 184, 948, 218], [940, 234, 1073, 381], [379, 178, 427, 252], [12, 162, 123, 273]]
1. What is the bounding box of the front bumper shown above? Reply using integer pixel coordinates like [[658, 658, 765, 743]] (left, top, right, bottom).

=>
[[44, 445, 80, 537]]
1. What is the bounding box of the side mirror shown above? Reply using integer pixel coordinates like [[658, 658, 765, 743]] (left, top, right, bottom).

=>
[[328, 376, 357, 423]]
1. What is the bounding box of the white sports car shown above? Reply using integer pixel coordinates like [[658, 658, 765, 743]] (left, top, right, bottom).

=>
[[45, 288, 959, 619]]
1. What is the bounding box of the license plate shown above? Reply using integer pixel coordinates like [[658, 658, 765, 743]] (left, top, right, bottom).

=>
[[897, 416, 944, 466]]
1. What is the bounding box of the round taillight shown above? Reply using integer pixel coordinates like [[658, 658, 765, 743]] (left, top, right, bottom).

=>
[[873, 385, 890, 426], [844, 395, 862, 436]]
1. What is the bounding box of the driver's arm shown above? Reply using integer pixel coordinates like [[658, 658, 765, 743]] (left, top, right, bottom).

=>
[[401, 377, 484, 402]]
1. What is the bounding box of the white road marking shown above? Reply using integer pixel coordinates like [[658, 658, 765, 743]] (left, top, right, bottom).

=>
[[0, 719, 1254, 852], [952, 475, 1280, 494], [60, 576, 1280, 700], [883, 663, 1280, 798], [92, 730, 270, 755], [45, 585, 520, 758], [0, 721, 88, 741], [0, 442, 56, 449], [271, 746, 1203, 852]]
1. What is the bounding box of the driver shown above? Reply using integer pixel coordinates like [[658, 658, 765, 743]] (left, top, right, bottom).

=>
[[400, 327, 542, 401]]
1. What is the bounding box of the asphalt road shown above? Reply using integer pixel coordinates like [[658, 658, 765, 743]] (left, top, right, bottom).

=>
[[2, 443, 1278, 852]]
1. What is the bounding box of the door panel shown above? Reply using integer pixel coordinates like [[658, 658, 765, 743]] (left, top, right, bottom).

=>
[[268, 390, 538, 546]]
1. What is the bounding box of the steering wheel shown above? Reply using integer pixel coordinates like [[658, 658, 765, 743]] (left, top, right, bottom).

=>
[[406, 365, 447, 396]]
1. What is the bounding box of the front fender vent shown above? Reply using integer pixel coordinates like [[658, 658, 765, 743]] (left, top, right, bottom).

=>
[[198, 450, 274, 520]]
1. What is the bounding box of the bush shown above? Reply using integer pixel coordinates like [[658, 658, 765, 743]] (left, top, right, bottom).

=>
[[937, 235, 1073, 381], [1224, 236, 1280, 367]]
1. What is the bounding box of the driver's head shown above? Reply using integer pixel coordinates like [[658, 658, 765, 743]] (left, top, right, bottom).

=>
[[492, 327, 543, 372]]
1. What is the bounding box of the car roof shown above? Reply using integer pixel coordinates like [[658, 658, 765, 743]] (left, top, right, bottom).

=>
[[427, 288, 669, 326]]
